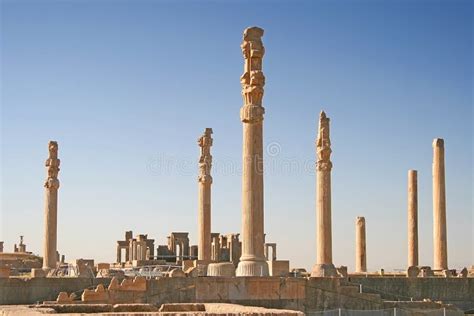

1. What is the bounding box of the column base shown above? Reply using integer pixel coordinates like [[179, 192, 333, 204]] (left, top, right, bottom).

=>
[[236, 260, 269, 277], [207, 262, 236, 277], [311, 263, 337, 277]]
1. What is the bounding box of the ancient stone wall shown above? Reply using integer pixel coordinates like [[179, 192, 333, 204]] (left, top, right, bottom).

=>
[[348, 277, 474, 311], [1, 276, 473, 312]]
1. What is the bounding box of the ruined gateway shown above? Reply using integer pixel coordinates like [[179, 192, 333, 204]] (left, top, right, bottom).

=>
[[0, 27, 473, 315]]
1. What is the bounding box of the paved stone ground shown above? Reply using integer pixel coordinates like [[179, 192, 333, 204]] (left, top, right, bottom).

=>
[[0, 303, 304, 315]]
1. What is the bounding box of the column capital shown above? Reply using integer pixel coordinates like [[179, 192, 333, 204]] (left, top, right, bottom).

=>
[[44, 141, 60, 189], [240, 27, 265, 121], [198, 128, 213, 183], [316, 111, 332, 171]]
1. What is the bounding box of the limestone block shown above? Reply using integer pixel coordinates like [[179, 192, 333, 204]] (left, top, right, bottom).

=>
[[159, 303, 205, 312], [182, 259, 194, 272], [119, 276, 147, 291], [267, 260, 289, 277], [311, 263, 337, 277], [108, 277, 120, 290], [31, 268, 46, 278], [458, 267, 468, 278], [0, 267, 10, 278], [336, 266, 348, 278], [169, 268, 186, 278], [406, 266, 419, 278], [207, 262, 236, 277], [56, 292, 74, 303], [112, 304, 159, 312], [185, 266, 198, 277], [193, 259, 211, 276], [419, 266, 434, 277], [97, 263, 110, 270], [82, 284, 109, 302]]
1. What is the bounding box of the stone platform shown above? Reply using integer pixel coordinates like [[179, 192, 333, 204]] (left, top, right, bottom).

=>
[[0, 276, 472, 313]]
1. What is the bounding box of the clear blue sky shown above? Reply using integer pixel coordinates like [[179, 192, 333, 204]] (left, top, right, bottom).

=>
[[1, 0, 472, 271]]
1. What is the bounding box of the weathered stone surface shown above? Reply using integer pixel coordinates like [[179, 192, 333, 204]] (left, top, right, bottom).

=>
[[406, 266, 420, 278], [112, 303, 159, 312], [311, 263, 337, 277], [159, 303, 206, 312], [169, 268, 186, 278], [0, 267, 10, 278], [267, 260, 289, 277], [82, 284, 109, 303], [419, 266, 434, 277], [56, 292, 74, 303], [207, 262, 236, 277], [97, 263, 110, 270], [336, 266, 348, 278], [458, 267, 468, 278], [30, 268, 46, 278], [185, 266, 199, 277]]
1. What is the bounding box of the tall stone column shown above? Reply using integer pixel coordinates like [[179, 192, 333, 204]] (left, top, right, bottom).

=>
[[433, 138, 448, 270], [197, 128, 213, 261], [236, 26, 269, 277], [355, 216, 367, 273], [311, 111, 337, 277], [42, 141, 60, 270], [407, 170, 419, 267]]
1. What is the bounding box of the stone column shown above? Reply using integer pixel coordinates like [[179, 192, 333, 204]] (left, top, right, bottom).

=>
[[198, 128, 213, 261], [116, 245, 122, 263], [433, 138, 448, 270], [236, 26, 269, 277], [355, 217, 367, 273], [311, 111, 337, 277], [407, 170, 419, 267], [42, 141, 60, 270]]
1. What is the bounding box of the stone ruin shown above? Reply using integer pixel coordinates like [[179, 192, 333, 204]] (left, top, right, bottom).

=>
[[116, 231, 155, 265]]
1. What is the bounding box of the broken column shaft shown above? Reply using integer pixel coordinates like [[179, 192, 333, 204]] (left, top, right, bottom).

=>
[[355, 216, 367, 273], [408, 169, 419, 267]]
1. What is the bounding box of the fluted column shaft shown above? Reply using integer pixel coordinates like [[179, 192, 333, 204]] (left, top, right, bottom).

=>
[[240, 120, 265, 263], [43, 189, 58, 269], [433, 138, 447, 270], [317, 169, 332, 264], [198, 181, 211, 260], [408, 170, 419, 267]]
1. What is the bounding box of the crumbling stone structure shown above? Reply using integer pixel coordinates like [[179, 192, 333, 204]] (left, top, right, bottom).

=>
[[116, 231, 154, 263]]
